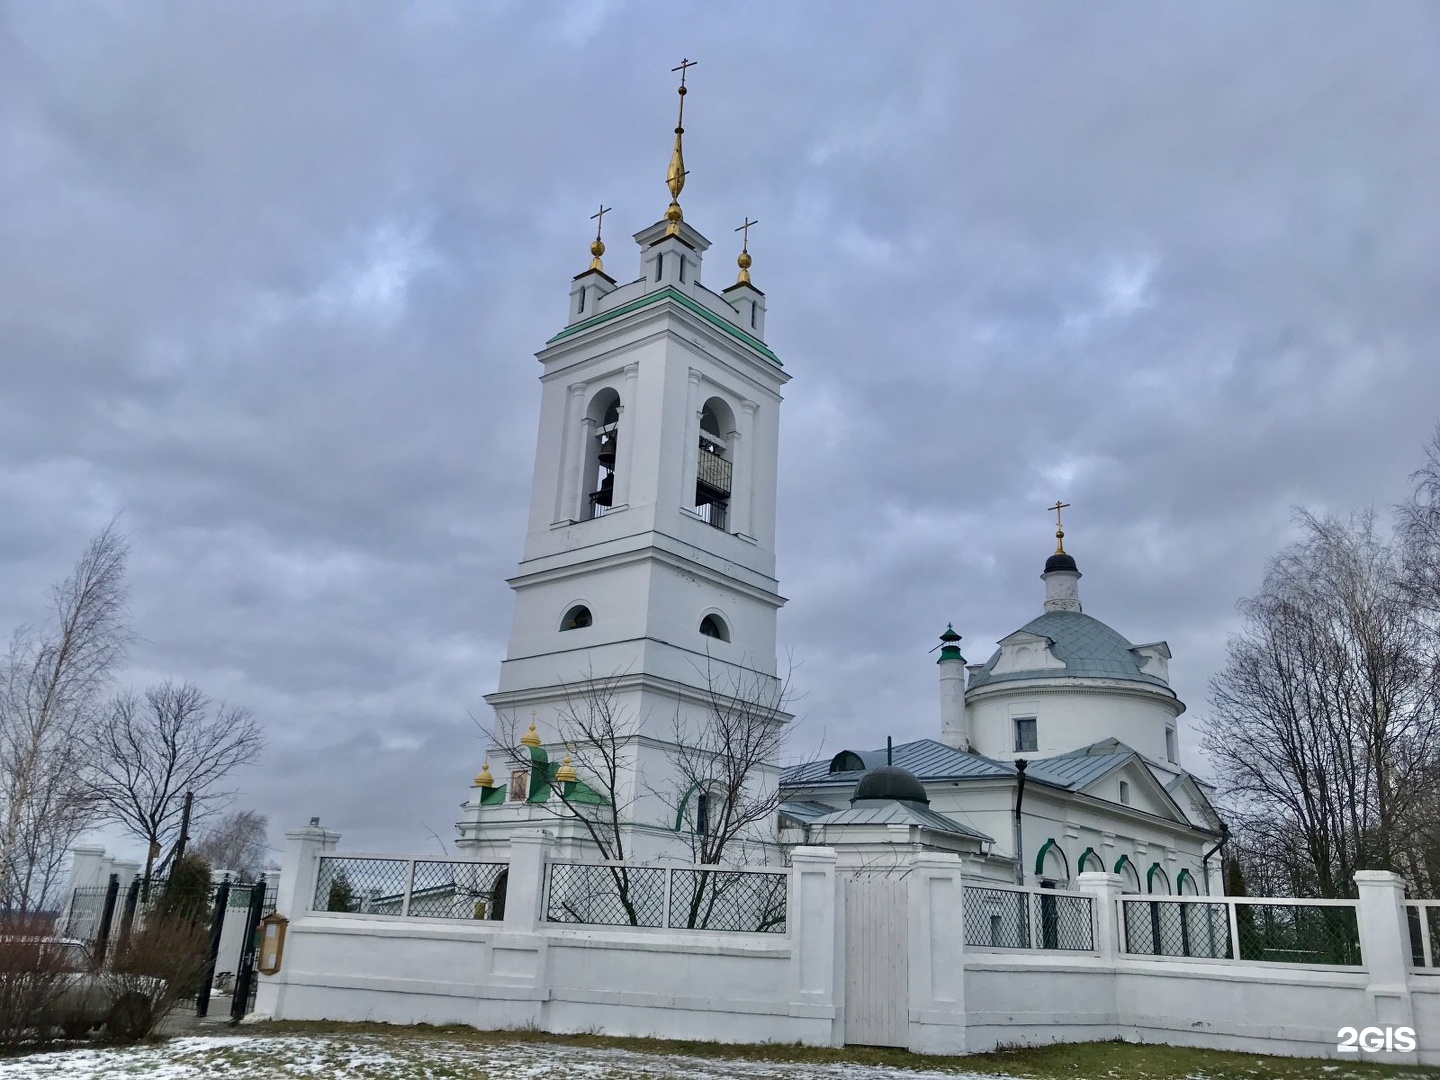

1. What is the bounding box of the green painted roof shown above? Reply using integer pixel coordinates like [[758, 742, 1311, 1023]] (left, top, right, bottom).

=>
[[546, 285, 781, 366]]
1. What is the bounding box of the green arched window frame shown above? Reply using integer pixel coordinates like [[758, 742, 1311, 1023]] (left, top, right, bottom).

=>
[[1147, 862, 1170, 894], [1034, 838, 1069, 880], [1175, 868, 1197, 895], [1078, 847, 1102, 873]]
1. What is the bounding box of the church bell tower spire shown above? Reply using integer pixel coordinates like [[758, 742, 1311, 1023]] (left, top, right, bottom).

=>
[[664, 58, 696, 237]]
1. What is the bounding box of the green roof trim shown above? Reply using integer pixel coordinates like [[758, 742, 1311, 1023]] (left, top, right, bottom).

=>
[[1078, 846, 1101, 873], [480, 784, 506, 806], [545, 285, 782, 366]]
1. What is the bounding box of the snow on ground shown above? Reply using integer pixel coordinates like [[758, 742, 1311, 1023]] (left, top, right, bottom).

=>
[[0, 1033, 1004, 1080]]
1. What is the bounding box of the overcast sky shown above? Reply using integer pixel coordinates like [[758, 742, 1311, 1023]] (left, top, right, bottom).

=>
[[3, 3, 1438, 862]]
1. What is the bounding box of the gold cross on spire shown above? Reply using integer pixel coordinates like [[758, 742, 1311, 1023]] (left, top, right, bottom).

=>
[[588, 203, 611, 272], [1048, 500, 1071, 555], [735, 217, 758, 284], [664, 58, 697, 236]]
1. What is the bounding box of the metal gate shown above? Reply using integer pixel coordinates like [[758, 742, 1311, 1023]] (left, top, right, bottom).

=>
[[844, 876, 909, 1047]]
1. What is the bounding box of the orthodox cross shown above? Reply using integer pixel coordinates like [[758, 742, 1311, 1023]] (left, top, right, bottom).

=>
[[1048, 500, 1071, 554], [735, 217, 758, 252], [672, 57, 698, 86], [590, 203, 610, 241]]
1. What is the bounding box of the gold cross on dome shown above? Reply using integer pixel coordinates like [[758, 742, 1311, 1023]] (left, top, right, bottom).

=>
[[735, 217, 758, 251], [672, 57, 698, 86], [590, 203, 610, 239], [1048, 500, 1071, 555]]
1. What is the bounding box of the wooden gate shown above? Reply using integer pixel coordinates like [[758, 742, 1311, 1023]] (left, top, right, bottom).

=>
[[844, 876, 909, 1047]]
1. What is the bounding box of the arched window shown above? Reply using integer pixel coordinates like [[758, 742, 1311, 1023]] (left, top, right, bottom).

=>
[[699, 613, 730, 641], [694, 397, 735, 530], [585, 389, 621, 520], [1114, 855, 1141, 894], [487, 869, 508, 921], [1175, 868, 1199, 896], [560, 605, 592, 631], [1078, 847, 1103, 874], [829, 750, 866, 774], [1034, 839, 1070, 887], [1147, 863, 1171, 895]]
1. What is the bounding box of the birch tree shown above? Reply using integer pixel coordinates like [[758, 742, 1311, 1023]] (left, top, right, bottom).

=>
[[0, 524, 129, 914]]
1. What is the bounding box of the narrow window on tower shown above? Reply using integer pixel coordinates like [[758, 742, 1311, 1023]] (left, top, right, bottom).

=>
[[655, 253, 664, 281], [1119, 781, 1131, 806], [1013, 716, 1037, 753], [696, 791, 709, 836], [694, 398, 734, 531], [576, 288, 585, 314], [750, 303, 757, 329], [1165, 727, 1178, 763], [678, 255, 686, 283]]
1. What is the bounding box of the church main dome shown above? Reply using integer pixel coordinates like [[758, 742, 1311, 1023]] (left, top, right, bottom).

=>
[[966, 610, 1172, 692]]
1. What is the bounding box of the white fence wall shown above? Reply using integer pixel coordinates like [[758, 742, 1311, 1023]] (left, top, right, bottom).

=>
[[255, 824, 1440, 1065]]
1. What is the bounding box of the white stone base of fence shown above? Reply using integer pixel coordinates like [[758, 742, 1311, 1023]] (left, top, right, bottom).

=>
[[255, 825, 1437, 1065]]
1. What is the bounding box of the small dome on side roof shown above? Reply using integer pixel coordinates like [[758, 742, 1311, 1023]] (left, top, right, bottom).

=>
[[852, 765, 929, 805]]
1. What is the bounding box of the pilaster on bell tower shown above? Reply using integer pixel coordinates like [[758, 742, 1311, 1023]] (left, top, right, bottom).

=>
[[487, 59, 790, 753]]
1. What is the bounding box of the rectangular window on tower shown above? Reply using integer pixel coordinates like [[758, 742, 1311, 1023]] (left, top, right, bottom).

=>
[[1165, 728, 1178, 763], [1119, 781, 1131, 806], [1013, 717, 1037, 753]]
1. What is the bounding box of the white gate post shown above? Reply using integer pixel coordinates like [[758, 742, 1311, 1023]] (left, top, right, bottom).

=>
[[502, 829, 554, 932], [1354, 869, 1417, 1062], [789, 846, 843, 1046], [1076, 871, 1124, 961], [906, 852, 966, 1054], [274, 822, 341, 919]]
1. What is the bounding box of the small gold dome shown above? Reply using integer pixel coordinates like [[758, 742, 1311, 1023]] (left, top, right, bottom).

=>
[[555, 755, 578, 783], [474, 762, 494, 788], [521, 721, 542, 748]]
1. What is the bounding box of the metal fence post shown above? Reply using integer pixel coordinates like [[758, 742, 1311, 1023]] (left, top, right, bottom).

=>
[[1226, 900, 1242, 960], [196, 877, 231, 1017], [230, 882, 267, 1024], [91, 874, 121, 970], [400, 860, 415, 917]]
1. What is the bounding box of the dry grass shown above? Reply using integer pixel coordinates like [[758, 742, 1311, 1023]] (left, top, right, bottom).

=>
[[243, 1020, 1440, 1079]]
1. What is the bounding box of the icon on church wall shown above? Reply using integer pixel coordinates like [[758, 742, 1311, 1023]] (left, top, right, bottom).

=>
[[508, 769, 529, 801]]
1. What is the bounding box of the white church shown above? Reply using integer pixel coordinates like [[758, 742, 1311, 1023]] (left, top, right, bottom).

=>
[[451, 66, 1225, 895], [245, 70, 1435, 1063]]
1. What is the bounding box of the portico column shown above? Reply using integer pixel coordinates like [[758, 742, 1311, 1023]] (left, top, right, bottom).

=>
[[732, 400, 757, 537], [681, 370, 703, 512], [613, 363, 639, 507], [556, 385, 586, 524], [574, 416, 596, 521]]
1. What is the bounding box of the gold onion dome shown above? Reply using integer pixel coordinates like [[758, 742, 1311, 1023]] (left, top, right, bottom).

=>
[[474, 762, 494, 788], [521, 721, 542, 748], [736, 248, 752, 284], [555, 755, 579, 783]]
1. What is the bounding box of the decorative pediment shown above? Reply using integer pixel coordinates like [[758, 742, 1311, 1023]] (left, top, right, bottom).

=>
[[1129, 641, 1172, 682], [991, 630, 1067, 676]]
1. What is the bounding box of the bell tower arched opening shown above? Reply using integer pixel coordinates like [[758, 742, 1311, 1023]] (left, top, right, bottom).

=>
[[584, 389, 621, 519], [694, 396, 734, 530]]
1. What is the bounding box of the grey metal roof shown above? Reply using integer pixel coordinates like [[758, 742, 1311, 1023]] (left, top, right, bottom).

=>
[[966, 610, 1173, 692], [809, 800, 994, 843], [1024, 740, 1133, 788], [781, 738, 1012, 787], [778, 800, 842, 823]]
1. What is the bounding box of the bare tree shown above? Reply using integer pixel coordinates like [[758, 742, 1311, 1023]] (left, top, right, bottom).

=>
[[1202, 507, 1440, 896], [0, 524, 129, 913], [664, 655, 793, 866], [189, 810, 271, 881], [88, 681, 263, 888]]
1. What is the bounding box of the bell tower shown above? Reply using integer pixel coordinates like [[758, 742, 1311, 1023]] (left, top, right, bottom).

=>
[[465, 64, 789, 861]]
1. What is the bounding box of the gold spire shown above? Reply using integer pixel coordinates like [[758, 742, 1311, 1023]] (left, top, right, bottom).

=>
[[588, 203, 610, 273], [474, 762, 494, 788], [664, 58, 697, 237], [1048, 500, 1071, 555], [734, 217, 757, 284], [555, 754, 578, 783]]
